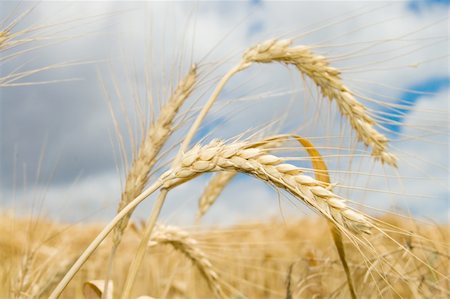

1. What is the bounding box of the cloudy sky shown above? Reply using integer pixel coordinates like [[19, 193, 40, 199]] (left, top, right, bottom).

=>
[[0, 0, 448, 226]]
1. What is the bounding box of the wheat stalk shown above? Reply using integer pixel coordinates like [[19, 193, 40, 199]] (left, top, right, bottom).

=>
[[112, 65, 197, 248], [242, 39, 397, 167], [147, 224, 224, 297]]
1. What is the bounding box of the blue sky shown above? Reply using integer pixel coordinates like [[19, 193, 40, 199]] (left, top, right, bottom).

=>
[[408, 0, 450, 12], [384, 77, 449, 133]]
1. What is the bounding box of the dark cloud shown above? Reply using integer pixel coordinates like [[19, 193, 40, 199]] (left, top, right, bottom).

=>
[[0, 2, 130, 188]]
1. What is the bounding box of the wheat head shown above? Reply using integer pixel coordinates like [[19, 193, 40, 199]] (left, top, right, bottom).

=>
[[164, 140, 371, 234], [147, 224, 224, 297], [113, 65, 197, 247], [242, 39, 397, 167]]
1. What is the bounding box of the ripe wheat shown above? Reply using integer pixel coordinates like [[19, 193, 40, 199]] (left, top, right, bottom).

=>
[[113, 65, 197, 247], [165, 140, 371, 234], [242, 39, 397, 166], [148, 225, 223, 297]]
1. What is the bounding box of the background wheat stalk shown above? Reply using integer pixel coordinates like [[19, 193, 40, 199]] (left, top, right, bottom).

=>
[[0, 30, 9, 48], [112, 65, 197, 248], [146, 224, 224, 297], [196, 171, 235, 222]]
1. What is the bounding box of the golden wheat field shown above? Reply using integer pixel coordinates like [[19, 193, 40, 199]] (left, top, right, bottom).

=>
[[0, 1, 449, 299]]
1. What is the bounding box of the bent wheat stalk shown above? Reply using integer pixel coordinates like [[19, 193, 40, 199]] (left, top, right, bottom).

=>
[[176, 64, 247, 161]]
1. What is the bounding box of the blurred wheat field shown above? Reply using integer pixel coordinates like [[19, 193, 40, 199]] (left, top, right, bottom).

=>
[[1, 1, 449, 299], [2, 214, 449, 298]]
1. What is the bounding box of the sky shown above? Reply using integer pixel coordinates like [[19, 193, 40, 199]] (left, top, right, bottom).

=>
[[0, 0, 448, 226]]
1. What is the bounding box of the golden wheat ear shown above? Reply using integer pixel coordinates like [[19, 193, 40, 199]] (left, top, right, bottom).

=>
[[166, 140, 371, 234], [112, 64, 197, 249], [242, 39, 397, 167]]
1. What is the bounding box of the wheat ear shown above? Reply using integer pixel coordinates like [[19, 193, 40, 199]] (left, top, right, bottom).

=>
[[167, 140, 371, 234], [113, 65, 197, 248], [147, 225, 224, 297], [242, 39, 397, 167]]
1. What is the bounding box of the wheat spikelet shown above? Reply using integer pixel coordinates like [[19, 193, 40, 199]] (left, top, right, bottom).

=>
[[112, 65, 197, 247], [196, 138, 284, 221], [148, 224, 224, 297], [196, 171, 235, 221], [166, 140, 371, 234], [242, 39, 397, 167]]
